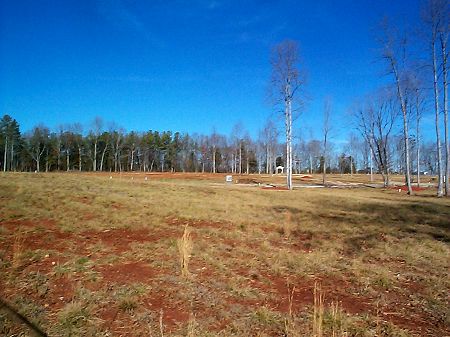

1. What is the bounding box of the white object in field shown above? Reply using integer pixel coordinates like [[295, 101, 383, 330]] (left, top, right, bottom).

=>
[[225, 175, 233, 183], [398, 188, 401, 192], [109, 176, 112, 179], [145, 176, 148, 181], [131, 177, 134, 180], [276, 166, 284, 174]]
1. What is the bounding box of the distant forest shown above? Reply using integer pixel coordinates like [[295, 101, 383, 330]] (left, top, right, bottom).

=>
[[0, 114, 439, 176]]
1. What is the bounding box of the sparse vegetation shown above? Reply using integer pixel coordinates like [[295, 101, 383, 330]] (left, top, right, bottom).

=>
[[0, 172, 449, 336]]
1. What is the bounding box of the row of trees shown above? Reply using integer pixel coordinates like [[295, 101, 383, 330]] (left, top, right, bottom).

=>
[[346, 0, 449, 197], [267, 0, 448, 196], [0, 113, 442, 178], [1, 1, 447, 198]]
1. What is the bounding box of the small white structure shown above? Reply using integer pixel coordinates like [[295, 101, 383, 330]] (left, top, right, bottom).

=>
[[225, 175, 233, 183], [276, 166, 284, 174]]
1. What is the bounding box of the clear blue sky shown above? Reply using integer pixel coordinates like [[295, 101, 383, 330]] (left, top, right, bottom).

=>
[[0, 0, 431, 142]]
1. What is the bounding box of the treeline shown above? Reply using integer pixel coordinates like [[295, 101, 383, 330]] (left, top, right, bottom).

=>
[[0, 114, 440, 176]]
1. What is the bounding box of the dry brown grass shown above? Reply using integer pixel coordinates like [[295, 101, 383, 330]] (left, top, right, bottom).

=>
[[313, 281, 324, 337], [0, 172, 448, 336], [11, 227, 25, 270], [177, 225, 193, 279]]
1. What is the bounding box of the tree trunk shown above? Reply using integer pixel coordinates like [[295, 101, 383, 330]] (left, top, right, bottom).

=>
[[93, 141, 97, 172], [391, 60, 413, 195], [416, 98, 421, 188], [246, 149, 249, 174], [10, 140, 14, 171], [441, 32, 449, 196], [130, 149, 134, 171], [212, 146, 216, 173], [286, 98, 293, 190], [66, 152, 70, 171], [432, 38, 444, 197], [322, 136, 327, 185], [45, 148, 49, 172], [370, 148, 373, 182], [57, 143, 61, 171], [3, 137, 7, 172], [100, 146, 107, 172], [78, 146, 82, 171], [239, 145, 242, 174]]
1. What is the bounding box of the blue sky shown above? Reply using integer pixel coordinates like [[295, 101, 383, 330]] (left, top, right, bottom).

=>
[[0, 0, 431, 142]]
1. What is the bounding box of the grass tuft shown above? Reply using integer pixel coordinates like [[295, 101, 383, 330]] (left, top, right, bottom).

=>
[[177, 225, 193, 278]]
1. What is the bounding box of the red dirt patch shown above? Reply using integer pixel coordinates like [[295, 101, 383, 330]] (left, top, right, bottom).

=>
[[0, 218, 57, 231], [234, 270, 370, 315], [97, 261, 157, 284], [143, 293, 190, 328], [80, 228, 154, 253], [46, 276, 76, 309], [23, 229, 74, 252]]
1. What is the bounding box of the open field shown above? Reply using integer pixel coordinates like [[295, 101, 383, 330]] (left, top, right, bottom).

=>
[[0, 172, 449, 336]]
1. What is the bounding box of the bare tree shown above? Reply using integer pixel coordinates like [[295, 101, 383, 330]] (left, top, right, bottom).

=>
[[90, 117, 103, 172], [410, 76, 426, 187], [230, 123, 244, 174], [322, 97, 332, 185], [423, 0, 446, 196], [354, 90, 398, 187], [379, 19, 413, 194], [27, 125, 49, 172], [260, 119, 278, 174], [210, 128, 220, 173], [270, 40, 305, 190], [438, 3, 449, 195]]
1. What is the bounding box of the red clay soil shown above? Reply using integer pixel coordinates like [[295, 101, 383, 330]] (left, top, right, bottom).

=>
[[1, 218, 57, 231], [99, 305, 142, 336], [80, 228, 152, 252], [1, 217, 447, 335], [237, 271, 370, 315], [97, 261, 158, 284], [79, 227, 178, 254], [45, 276, 76, 310], [142, 293, 190, 328]]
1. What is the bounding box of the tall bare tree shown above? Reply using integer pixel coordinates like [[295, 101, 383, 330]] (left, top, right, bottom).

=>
[[437, 3, 449, 195], [379, 19, 413, 194], [270, 40, 304, 190], [423, 0, 446, 196]]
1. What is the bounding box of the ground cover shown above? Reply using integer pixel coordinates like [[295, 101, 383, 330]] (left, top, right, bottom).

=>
[[0, 172, 448, 336]]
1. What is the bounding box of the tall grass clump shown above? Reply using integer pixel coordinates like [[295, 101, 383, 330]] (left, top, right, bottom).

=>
[[313, 281, 324, 337], [12, 227, 25, 269], [177, 225, 193, 278]]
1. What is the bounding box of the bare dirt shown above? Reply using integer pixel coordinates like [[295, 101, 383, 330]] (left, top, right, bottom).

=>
[[1, 207, 447, 335]]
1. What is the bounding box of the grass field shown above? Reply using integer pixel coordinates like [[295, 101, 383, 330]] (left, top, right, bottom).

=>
[[0, 172, 449, 336]]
